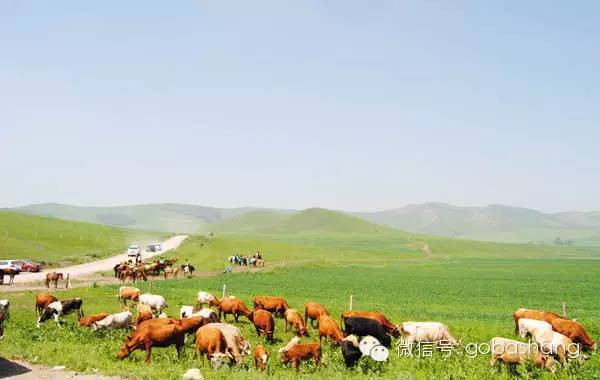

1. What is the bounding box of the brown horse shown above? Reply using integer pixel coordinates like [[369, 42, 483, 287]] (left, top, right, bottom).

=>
[[163, 267, 180, 279], [0, 268, 18, 285], [45, 272, 64, 288]]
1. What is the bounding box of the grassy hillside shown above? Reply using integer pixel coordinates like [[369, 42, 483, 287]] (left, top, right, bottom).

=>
[[0, 211, 165, 266], [358, 202, 600, 245]]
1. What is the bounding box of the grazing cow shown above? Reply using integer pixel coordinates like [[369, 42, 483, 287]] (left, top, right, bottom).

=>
[[217, 297, 252, 323], [210, 323, 251, 365], [137, 316, 210, 336], [196, 292, 219, 308], [45, 272, 64, 288], [253, 296, 289, 317], [254, 344, 269, 371], [284, 309, 308, 337], [490, 337, 556, 372], [532, 328, 580, 364], [341, 335, 362, 368], [345, 317, 392, 348], [79, 313, 110, 327], [341, 310, 400, 337], [179, 306, 219, 323], [117, 323, 184, 365], [252, 309, 275, 342], [35, 293, 57, 316], [278, 336, 321, 372], [0, 299, 9, 338], [305, 302, 329, 328], [139, 294, 168, 316], [93, 310, 133, 330], [194, 324, 232, 366], [399, 322, 458, 348], [318, 315, 344, 345], [37, 298, 84, 328], [518, 318, 552, 338], [117, 286, 140, 305], [513, 308, 566, 333], [550, 319, 596, 351]]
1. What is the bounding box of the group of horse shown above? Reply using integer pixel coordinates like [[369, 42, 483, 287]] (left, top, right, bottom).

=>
[[113, 259, 195, 283]]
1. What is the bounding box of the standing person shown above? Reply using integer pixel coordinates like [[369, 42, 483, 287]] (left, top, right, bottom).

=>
[[256, 249, 262, 260]]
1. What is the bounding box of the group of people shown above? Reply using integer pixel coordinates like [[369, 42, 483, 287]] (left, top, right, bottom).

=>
[[224, 250, 264, 273]]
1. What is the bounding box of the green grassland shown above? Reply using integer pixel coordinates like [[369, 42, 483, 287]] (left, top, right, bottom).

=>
[[0, 211, 165, 266], [1, 227, 599, 379]]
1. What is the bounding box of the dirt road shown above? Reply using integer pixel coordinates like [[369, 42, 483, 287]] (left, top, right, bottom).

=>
[[11, 235, 188, 284], [0, 358, 122, 380]]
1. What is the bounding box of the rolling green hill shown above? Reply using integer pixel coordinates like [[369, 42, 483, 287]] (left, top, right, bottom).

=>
[[0, 211, 164, 266]]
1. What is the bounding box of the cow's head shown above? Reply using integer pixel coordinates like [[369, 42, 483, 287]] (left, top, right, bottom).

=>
[[297, 326, 309, 337], [116, 343, 132, 359], [258, 352, 269, 371]]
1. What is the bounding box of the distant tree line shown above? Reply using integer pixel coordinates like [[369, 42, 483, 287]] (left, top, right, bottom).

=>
[[554, 237, 574, 245]]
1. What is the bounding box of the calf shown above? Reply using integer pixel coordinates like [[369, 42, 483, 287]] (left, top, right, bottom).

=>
[[518, 318, 552, 338], [318, 315, 343, 345], [117, 323, 184, 365], [196, 291, 219, 308], [285, 309, 308, 337], [253, 296, 289, 317], [252, 309, 275, 342], [341, 335, 362, 368], [344, 317, 391, 348], [532, 328, 580, 364], [217, 297, 252, 323], [0, 299, 9, 339], [93, 310, 133, 330], [513, 308, 566, 333], [79, 313, 110, 327], [37, 298, 84, 328], [35, 293, 57, 316], [194, 324, 232, 365], [399, 321, 458, 348], [139, 294, 168, 316], [342, 310, 400, 337], [279, 336, 321, 372], [304, 302, 329, 328], [490, 337, 556, 372], [117, 286, 140, 305], [254, 344, 269, 371], [550, 318, 596, 351]]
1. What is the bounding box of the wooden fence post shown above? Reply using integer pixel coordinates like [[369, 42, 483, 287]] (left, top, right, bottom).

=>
[[222, 284, 227, 298], [562, 301, 567, 317], [349, 295, 354, 311]]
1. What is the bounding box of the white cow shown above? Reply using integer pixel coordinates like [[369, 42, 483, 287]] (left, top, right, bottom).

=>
[[92, 310, 132, 330], [532, 328, 580, 364], [180, 305, 218, 320], [196, 292, 218, 308], [139, 294, 168, 315], [399, 321, 459, 347], [210, 323, 251, 365], [490, 337, 556, 372], [518, 318, 552, 338]]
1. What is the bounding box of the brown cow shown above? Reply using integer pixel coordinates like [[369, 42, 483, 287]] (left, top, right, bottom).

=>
[[254, 344, 269, 371], [217, 297, 252, 323], [45, 272, 63, 288], [284, 309, 308, 337], [513, 308, 566, 333], [137, 316, 210, 336], [279, 337, 321, 372], [117, 323, 184, 365], [35, 293, 58, 316], [318, 315, 344, 345], [79, 313, 109, 327], [551, 318, 596, 351], [194, 324, 232, 364], [118, 286, 140, 305], [341, 310, 400, 337], [252, 309, 275, 342], [254, 296, 289, 317], [304, 302, 329, 328]]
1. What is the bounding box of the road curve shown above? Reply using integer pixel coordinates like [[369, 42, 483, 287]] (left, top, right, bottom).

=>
[[11, 235, 188, 284]]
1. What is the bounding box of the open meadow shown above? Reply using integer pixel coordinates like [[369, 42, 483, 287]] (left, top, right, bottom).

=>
[[1, 227, 599, 379]]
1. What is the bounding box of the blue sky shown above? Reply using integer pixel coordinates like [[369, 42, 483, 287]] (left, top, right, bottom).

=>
[[1, 1, 598, 212]]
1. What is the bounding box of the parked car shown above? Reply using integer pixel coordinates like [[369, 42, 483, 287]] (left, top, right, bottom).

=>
[[0, 260, 22, 273], [127, 245, 142, 257], [19, 260, 42, 272]]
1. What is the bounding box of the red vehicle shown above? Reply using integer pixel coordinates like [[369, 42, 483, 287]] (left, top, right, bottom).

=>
[[17, 260, 42, 272]]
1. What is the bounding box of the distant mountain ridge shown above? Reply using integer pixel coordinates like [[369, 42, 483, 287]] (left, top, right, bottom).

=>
[[8, 201, 600, 245]]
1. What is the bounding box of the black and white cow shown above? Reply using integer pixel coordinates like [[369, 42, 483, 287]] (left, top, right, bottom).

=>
[[343, 317, 392, 348], [37, 298, 84, 328], [341, 335, 363, 367], [0, 299, 9, 338]]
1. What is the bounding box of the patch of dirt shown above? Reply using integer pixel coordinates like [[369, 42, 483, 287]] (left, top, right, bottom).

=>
[[0, 358, 123, 380]]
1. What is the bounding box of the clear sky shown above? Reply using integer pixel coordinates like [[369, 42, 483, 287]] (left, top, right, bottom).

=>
[[1, 1, 598, 212]]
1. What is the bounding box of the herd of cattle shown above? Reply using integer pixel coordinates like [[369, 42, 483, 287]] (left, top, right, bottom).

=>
[[1, 291, 596, 373]]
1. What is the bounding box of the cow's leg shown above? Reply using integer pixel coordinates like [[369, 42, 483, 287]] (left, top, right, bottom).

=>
[[292, 358, 300, 372], [54, 313, 61, 327], [144, 342, 153, 365], [285, 319, 289, 333], [315, 353, 321, 367]]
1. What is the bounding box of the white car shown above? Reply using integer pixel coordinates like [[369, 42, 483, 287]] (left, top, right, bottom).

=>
[[127, 245, 142, 257], [0, 260, 22, 272]]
